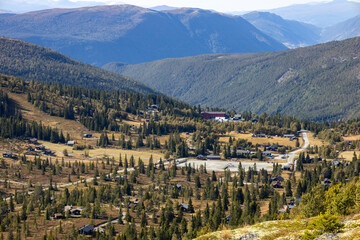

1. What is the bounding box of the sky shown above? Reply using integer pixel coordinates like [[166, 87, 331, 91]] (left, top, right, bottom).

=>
[[1, 0, 360, 13]]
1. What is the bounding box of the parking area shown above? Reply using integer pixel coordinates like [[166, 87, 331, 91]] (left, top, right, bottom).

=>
[[177, 159, 275, 172]]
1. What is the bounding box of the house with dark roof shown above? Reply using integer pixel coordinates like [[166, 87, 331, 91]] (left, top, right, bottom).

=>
[[28, 138, 38, 144], [268, 144, 278, 151], [179, 203, 189, 212], [2, 152, 12, 158], [270, 176, 284, 182], [83, 133, 92, 138], [281, 165, 292, 171], [79, 225, 94, 235]]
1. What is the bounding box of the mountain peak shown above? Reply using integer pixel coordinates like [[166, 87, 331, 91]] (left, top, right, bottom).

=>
[[0, 5, 286, 65]]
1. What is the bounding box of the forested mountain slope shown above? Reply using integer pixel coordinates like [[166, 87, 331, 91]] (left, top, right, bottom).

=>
[[0, 5, 286, 66], [104, 37, 360, 121], [0, 37, 159, 94]]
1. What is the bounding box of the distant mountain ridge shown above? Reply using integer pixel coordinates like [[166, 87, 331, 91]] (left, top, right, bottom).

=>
[[268, 0, 360, 27], [0, 5, 286, 66], [321, 15, 360, 42], [0, 37, 160, 95], [104, 37, 360, 121], [242, 11, 321, 48]]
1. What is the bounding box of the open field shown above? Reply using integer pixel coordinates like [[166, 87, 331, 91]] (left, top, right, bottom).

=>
[[40, 141, 165, 163], [307, 132, 326, 146], [344, 135, 360, 141], [177, 159, 275, 172], [218, 132, 301, 148], [338, 151, 360, 161]]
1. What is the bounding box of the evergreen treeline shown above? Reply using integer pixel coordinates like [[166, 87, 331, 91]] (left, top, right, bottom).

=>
[[0, 37, 158, 95], [1, 149, 360, 239], [106, 37, 360, 121], [0, 85, 65, 142]]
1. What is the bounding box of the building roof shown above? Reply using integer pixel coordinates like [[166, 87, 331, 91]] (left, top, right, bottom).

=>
[[202, 112, 226, 114], [179, 203, 188, 209], [79, 225, 94, 232]]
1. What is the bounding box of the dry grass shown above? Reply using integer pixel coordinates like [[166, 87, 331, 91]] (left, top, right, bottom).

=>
[[307, 132, 326, 147], [220, 230, 234, 239], [5, 91, 88, 139], [219, 132, 298, 148], [343, 135, 360, 141], [338, 151, 360, 162], [122, 119, 142, 127], [39, 140, 164, 163]]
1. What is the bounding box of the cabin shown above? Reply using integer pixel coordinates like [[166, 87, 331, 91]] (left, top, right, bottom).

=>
[[179, 203, 189, 212], [176, 184, 182, 190], [28, 138, 38, 144], [64, 206, 82, 216], [44, 149, 54, 156], [27, 146, 35, 152], [272, 181, 283, 188], [262, 151, 272, 157], [201, 112, 229, 120], [283, 134, 295, 139], [67, 141, 75, 146], [251, 118, 258, 123], [252, 133, 266, 138], [206, 155, 221, 160], [83, 133, 92, 138], [53, 213, 64, 220], [236, 150, 251, 154], [331, 160, 341, 167], [70, 209, 81, 215], [281, 165, 292, 171], [2, 152, 12, 158], [215, 116, 228, 122], [258, 143, 270, 147], [233, 114, 242, 121], [115, 175, 126, 182], [268, 144, 278, 151], [270, 176, 284, 182], [79, 225, 94, 235], [35, 146, 46, 151]]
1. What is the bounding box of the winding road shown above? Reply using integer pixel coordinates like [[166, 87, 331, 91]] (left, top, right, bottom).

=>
[[287, 130, 310, 169]]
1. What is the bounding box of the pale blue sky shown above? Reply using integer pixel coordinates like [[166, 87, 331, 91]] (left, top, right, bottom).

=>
[[1, 0, 360, 13]]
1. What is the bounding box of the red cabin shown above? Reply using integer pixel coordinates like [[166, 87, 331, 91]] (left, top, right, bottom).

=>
[[201, 112, 228, 119]]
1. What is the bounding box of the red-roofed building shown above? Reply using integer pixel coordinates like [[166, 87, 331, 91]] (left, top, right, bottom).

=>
[[202, 112, 229, 120]]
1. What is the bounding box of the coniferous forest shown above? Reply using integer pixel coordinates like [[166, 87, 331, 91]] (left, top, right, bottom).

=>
[[0, 72, 359, 239]]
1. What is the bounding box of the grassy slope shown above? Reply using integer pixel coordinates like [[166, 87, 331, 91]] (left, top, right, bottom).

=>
[[196, 214, 360, 239], [104, 37, 360, 121], [0, 37, 160, 95]]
